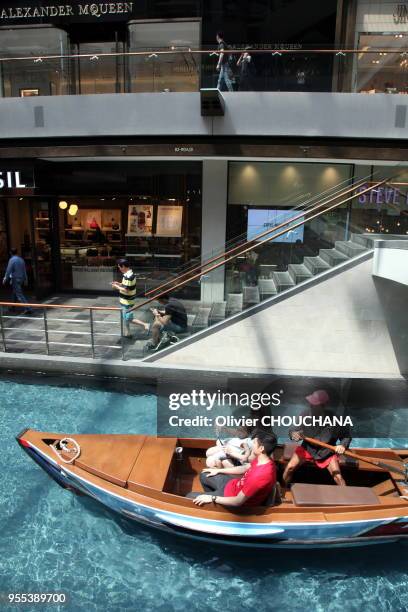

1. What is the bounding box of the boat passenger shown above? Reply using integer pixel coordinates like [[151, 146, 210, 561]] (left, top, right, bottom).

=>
[[205, 435, 253, 468], [193, 431, 277, 508], [282, 389, 352, 487]]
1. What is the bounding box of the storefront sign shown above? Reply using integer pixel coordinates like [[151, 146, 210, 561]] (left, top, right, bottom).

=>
[[0, 1, 134, 23], [394, 3, 408, 24], [156, 206, 183, 237], [356, 183, 408, 208], [0, 168, 34, 192], [127, 204, 153, 236]]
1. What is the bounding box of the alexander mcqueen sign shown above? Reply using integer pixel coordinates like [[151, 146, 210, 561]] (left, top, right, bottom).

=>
[[0, 2, 134, 22]]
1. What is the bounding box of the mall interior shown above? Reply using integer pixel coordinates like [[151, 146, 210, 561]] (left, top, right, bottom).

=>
[[0, 0, 407, 362]]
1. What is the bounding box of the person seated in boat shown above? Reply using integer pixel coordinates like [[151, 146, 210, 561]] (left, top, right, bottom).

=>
[[193, 431, 277, 508], [205, 430, 254, 468], [282, 389, 352, 487]]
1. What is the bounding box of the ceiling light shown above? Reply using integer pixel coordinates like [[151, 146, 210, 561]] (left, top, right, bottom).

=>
[[58, 200, 68, 210]]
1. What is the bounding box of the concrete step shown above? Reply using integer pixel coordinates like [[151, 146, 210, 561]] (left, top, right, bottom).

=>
[[272, 271, 296, 293], [349, 233, 374, 248], [319, 248, 349, 267], [243, 286, 260, 305], [303, 255, 331, 275], [334, 240, 367, 258], [288, 263, 314, 284], [258, 278, 277, 299], [209, 301, 226, 325], [191, 307, 211, 331], [226, 293, 243, 315]]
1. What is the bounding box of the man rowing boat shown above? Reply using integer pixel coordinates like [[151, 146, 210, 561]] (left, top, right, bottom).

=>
[[283, 389, 352, 487]]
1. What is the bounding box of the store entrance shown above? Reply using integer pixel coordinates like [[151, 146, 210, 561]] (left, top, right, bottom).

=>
[[0, 198, 56, 301]]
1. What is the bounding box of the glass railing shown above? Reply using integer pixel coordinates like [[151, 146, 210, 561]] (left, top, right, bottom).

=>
[[0, 43, 407, 97]]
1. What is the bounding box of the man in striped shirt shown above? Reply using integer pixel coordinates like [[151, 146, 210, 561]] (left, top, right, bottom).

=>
[[111, 259, 137, 338]]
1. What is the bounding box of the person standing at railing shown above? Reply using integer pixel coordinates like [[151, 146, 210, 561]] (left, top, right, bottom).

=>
[[237, 47, 255, 91], [216, 32, 234, 92], [111, 258, 137, 338], [2, 248, 32, 315]]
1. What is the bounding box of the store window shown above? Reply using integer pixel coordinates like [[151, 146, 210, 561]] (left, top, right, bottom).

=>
[[52, 162, 202, 298], [352, 0, 408, 93], [351, 167, 408, 236], [69, 24, 126, 94], [0, 26, 70, 97], [356, 33, 408, 93], [226, 161, 353, 295], [127, 20, 200, 92]]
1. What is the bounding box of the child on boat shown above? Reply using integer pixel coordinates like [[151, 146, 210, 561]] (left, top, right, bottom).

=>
[[206, 434, 254, 468]]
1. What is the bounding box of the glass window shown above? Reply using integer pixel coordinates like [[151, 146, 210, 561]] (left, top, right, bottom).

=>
[[52, 162, 202, 299], [356, 33, 408, 94], [226, 161, 353, 296], [0, 26, 70, 97], [128, 20, 200, 92]]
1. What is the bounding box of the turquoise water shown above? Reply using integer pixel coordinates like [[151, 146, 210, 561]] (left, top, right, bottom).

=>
[[1, 376, 408, 612]]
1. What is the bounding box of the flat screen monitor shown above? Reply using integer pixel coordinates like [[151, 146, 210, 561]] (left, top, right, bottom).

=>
[[247, 209, 304, 243]]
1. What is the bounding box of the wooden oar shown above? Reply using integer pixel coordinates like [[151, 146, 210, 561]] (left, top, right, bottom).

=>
[[303, 436, 407, 478]]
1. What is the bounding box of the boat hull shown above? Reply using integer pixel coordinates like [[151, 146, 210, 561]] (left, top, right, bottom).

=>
[[19, 439, 408, 550]]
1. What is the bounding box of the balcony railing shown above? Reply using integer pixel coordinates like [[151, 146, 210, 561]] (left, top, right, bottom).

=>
[[0, 45, 407, 97]]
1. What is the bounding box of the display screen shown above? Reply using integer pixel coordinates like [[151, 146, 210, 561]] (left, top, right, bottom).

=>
[[247, 209, 304, 243]]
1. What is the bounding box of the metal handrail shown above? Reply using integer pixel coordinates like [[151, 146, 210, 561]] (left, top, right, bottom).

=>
[[0, 302, 120, 311], [0, 302, 125, 360], [0, 48, 406, 63], [130, 179, 390, 313]]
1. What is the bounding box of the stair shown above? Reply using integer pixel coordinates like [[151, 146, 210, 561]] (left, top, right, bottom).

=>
[[303, 255, 331, 275], [288, 263, 314, 285], [258, 278, 277, 299], [272, 271, 295, 293], [192, 307, 211, 331], [209, 302, 226, 325], [349, 233, 374, 249], [226, 293, 244, 316], [243, 286, 260, 306], [319, 248, 349, 267], [334, 240, 367, 257]]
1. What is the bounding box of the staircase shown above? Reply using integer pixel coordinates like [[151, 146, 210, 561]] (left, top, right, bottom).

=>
[[126, 233, 374, 359]]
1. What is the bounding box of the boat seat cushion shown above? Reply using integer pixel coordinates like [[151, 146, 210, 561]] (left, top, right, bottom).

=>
[[292, 483, 379, 507]]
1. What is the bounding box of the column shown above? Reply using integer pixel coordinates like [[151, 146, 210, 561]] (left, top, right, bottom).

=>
[[200, 160, 228, 303]]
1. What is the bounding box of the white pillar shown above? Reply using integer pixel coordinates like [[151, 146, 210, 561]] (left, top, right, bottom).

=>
[[201, 160, 228, 303]]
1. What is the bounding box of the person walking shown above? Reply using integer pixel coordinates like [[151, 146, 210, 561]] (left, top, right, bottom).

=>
[[111, 258, 137, 338], [2, 248, 32, 314], [216, 31, 234, 92]]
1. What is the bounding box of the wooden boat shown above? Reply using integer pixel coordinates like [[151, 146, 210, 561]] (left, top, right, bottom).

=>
[[16, 429, 408, 549]]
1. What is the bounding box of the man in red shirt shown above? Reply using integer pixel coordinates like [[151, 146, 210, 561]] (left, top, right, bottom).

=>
[[194, 431, 277, 508]]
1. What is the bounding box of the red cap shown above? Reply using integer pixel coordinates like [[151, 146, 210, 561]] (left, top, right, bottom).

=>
[[305, 389, 329, 406]]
